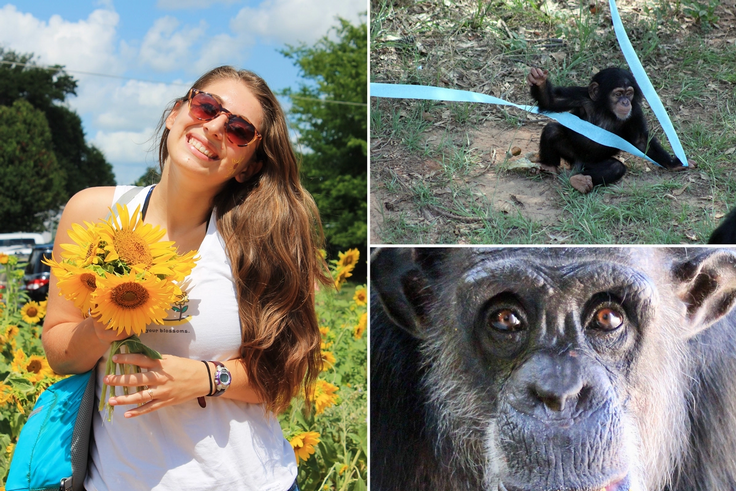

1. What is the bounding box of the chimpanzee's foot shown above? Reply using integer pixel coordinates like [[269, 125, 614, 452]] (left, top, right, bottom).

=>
[[570, 174, 594, 194]]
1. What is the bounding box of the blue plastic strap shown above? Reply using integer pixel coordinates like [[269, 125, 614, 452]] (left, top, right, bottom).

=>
[[370, 82, 662, 166], [609, 0, 688, 166]]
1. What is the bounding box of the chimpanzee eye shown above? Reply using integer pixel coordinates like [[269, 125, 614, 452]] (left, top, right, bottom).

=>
[[590, 307, 624, 331], [489, 309, 524, 332]]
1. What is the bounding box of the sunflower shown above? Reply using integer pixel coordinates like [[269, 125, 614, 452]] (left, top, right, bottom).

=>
[[289, 431, 320, 464], [319, 326, 330, 337], [353, 286, 367, 306], [98, 204, 183, 277], [55, 262, 101, 312], [354, 312, 367, 340], [4, 325, 18, 350], [321, 349, 336, 370], [92, 271, 176, 336], [334, 267, 353, 291], [336, 249, 360, 270], [20, 301, 45, 324], [0, 252, 8, 264], [169, 249, 199, 283], [314, 379, 339, 415], [24, 355, 54, 384], [60, 221, 104, 266], [4, 325, 19, 339], [10, 349, 26, 373], [0, 383, 13, 405]]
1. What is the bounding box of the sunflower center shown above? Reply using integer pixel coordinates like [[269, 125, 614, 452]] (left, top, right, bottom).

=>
[[114, 230, 153, 266], [111, 282, 150, 309], [26, 359, 42, 373], [25, 307, 38, 318], [80, 273, 97, 291]]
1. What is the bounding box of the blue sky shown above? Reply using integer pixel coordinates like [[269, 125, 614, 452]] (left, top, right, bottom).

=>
[[0, 0, 366, 185]]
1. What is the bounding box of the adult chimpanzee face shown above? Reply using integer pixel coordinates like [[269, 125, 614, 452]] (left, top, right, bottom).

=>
[[457, 255, 650, 490], [370, 247, 736, 491], [443, 252, 655, 490]]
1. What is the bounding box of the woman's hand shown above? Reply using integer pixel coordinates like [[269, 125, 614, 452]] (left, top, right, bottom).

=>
[[105, 353, 210, 418]]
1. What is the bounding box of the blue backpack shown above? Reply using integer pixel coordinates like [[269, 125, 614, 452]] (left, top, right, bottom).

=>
[[6, 370, 95, 491]]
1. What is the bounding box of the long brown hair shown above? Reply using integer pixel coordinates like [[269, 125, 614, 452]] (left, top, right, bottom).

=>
[[155, 66, 330, 414]]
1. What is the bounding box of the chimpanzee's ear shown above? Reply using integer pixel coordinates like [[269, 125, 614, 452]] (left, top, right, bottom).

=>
[[588, 82, 600, 101], [371, 248, 447, 339], [672, 249, 736, 335]]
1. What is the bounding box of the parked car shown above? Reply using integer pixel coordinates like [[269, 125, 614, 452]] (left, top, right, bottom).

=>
[[0, 233, 46, 262], [21, 243, 54, 301]]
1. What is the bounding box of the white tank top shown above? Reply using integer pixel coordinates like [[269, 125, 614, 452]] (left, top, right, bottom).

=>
[[85, 185, 297, 491]]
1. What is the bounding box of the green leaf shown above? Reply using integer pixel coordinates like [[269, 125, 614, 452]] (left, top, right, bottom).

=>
[[117, 336, 162, 360]]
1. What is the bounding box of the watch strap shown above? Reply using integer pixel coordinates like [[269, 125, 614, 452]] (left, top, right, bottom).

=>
[[211, 361, 230, 397]]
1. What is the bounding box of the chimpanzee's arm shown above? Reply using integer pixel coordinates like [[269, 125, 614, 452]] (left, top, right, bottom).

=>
[[531, 81, 590, 112]]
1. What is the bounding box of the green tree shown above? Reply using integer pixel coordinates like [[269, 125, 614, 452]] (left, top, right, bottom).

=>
[[0, 99, 66, 232], [0, 48, 115, 198], [134, 166, 161, 187], [281, 16, 367, 264]]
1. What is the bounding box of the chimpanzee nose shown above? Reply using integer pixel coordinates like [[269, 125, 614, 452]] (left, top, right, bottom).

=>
[[530, 364, 584, 412], [511, 351, 586, 414]]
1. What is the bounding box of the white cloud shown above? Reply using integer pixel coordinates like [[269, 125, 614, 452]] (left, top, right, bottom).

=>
[[139, 16, 207, 72], [191, 33, 247, 74], [156, 0, 239, 10], [230, 0, 365, 46], [0, 4, 122, 75], [91, 128, 157, 164]]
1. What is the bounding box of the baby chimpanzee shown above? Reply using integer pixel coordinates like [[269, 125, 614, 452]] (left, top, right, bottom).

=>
[[528, 67, 686, 193]]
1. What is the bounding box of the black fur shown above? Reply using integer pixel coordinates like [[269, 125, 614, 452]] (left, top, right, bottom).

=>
[[709, 207, 736, 244]]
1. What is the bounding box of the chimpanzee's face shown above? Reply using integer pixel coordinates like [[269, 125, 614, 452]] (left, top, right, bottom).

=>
[[446, 253, 655, 490], [609, 86, 635, 121], [410, 248, 698, 491]]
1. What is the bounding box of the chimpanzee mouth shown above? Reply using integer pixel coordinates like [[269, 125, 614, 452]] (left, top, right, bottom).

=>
[[498, 474, 629, 491]]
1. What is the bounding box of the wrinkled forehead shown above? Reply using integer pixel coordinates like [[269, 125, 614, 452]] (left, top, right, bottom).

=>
[[454, 248, 659, 297]]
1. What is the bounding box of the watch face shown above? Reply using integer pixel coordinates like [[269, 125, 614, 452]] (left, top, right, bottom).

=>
[[219, 371, 231, 385]]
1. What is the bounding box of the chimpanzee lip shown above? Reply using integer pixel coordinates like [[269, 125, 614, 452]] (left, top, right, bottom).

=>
[[499, 473, 629, 491]]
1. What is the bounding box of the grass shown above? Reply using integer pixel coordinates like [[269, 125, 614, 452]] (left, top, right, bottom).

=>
[[370, 0, 736, 245]]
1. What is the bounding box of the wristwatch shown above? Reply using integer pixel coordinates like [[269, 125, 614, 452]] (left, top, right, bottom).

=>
[[210, 361, 231, 397]]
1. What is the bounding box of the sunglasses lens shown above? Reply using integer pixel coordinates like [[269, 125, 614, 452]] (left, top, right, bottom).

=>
[[190, 92, 221, 120], [226, 117, 256, 146]]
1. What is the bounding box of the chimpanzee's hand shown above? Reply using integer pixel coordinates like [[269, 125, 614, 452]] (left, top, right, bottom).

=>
[[527, 68, 548, 87], [668, 157, 696, 171]]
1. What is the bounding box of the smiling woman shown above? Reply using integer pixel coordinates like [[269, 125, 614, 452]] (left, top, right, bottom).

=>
[[41, 66, 330, 491]]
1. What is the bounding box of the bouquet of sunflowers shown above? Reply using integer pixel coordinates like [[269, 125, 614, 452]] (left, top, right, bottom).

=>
[[45, 204, 198, 419]]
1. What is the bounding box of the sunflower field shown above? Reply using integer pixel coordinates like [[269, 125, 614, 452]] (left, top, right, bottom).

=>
[[0, 249, 367, 490], [0, 253, 63, 483], [281, 248, 367, 491]]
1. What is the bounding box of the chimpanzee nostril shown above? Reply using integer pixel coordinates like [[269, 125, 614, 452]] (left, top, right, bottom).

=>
[[523, 353, 585, 414]]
